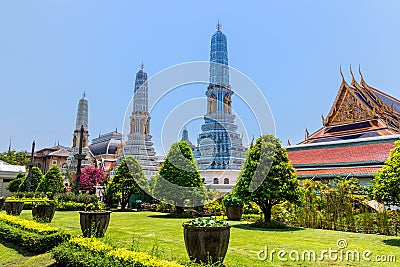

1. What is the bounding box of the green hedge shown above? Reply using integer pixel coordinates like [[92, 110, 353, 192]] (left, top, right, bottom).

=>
[[0, 221, 69, 253], [0, 213, 59, 234], [52, 237, 184, 267]]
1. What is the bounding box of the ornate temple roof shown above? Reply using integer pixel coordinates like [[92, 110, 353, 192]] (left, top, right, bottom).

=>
[[301, 67, 400, 144], [287, 68, 400, 180]]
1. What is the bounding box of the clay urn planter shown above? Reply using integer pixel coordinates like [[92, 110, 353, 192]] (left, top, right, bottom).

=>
[[32, 202, 56, 223], [222, 194, 244, 221], [79, 210, 111, 237], [183, 216, 231, 264], [4, 201, 24, 215]]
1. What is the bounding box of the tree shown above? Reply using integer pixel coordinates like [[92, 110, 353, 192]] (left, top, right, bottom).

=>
[[232, 135, 300, 222], [7, 173, 26, 192], [106, 156, 148, 209], [153, 141, 205, 212], [372, 140, 400, 206], [18, 167, 43, 192], [36, 166, 65, 196], [73, 166, 107, 194], [0, 150, 29, 166]]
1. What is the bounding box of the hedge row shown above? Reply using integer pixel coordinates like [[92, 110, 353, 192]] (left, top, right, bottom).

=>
[[52, 237, 184, 267], [0, 213, 59, 234], [0, 221, 69, 253]]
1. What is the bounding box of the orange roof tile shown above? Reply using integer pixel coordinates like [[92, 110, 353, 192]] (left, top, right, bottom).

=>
[[288, 142, 394, 165]]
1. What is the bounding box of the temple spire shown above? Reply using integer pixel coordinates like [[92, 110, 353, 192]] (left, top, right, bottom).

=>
[[141, 61, 144, 70], [217, 20, 222, 31], [73, 94, 89, 148]]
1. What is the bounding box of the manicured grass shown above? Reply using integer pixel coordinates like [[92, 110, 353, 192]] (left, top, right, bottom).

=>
[[1, 209, 400, 266]]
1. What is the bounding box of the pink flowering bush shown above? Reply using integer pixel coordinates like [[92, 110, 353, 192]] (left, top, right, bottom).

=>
[[74, 166, 107, 194]]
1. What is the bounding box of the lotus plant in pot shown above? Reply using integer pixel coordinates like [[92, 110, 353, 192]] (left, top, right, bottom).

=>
[[182, 216, 231, 264], [222, 194, 244, 221], [32, 200, 56, 223]]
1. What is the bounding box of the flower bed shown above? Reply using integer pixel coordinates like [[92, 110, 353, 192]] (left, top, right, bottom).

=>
[[0, 214, 69, 253], [52, 237, 184, 267]]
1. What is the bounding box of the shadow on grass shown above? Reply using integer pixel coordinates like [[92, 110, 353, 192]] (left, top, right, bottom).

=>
[[232, 223, 304, 232], [382, 239, 400, 247], [147, 214, 194, 219], [0, 238, 36, 257]]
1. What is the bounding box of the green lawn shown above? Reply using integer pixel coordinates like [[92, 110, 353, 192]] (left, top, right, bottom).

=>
[[1, 210, 400, 266]]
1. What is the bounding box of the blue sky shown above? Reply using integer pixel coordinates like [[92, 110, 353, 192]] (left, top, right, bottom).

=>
[[1, 1, 400, 155]]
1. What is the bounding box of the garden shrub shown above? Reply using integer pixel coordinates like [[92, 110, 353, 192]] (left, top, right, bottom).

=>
[[155, 202, 176, 213], [52, 237, 184, 267], [0, 213, 58, 234], [0, 216, 69, 253], [203, 199, 223, 215], [54, 192, 103, 211], [5, 196, 49, 210], [243, 202, 261, 215], [251, 220, 288, 229], [7, 192, 49, 209]]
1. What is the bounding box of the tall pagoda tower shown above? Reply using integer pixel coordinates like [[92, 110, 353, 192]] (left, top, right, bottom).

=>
[[124, 63, 158, 179], [194, 23, 245, 171], [67, 93, 93, 171]]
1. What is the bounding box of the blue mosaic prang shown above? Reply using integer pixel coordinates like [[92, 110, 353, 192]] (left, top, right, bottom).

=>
[[194, 23, 245, 170]]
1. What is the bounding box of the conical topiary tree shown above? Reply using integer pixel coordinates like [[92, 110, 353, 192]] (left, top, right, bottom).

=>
[[36, 166, 65, 196], [7, 173, 26, 193], [233, 135, 300, 222], [106, 156, 148, 209], [19, 167, 43, 192], [153, 141, 205, 212]]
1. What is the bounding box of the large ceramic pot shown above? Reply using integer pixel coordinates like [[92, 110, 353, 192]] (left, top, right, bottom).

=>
[[226, 206, 243, 221], [4, 201, 24, 215], [79, 211, 111, 238], [32, 204, 56, 223], [183, 225, 231, 264], [0, 199, 4, 210]]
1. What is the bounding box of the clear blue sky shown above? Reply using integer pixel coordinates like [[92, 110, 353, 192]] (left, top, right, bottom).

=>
[[1, 1, 400, 155]]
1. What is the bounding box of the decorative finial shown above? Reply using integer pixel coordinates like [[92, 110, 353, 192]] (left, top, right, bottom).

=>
[[287, 140, 291, 146], [358, 64, 365, 83], [350, 64, 356, 84], [340, 65, 345, 83], [83, 91, 86, 98], [116, 124, 118, 132], [217, 20, 222, 31], [322, 114, 325, 125], [141, 61, 144, 70], [305, 128, 310, 139]]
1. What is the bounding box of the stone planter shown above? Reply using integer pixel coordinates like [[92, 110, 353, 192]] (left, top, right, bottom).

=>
[[4, 201, 24, 215], [183, 225, 231, 264], [79, 211, 111, 238], [226, 206, 243, 221], [32, 204, 56, 223]]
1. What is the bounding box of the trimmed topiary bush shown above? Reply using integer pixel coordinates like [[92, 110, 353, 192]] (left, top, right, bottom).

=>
[[51, 237, 184, 267], [0, 214, 69, 253]]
